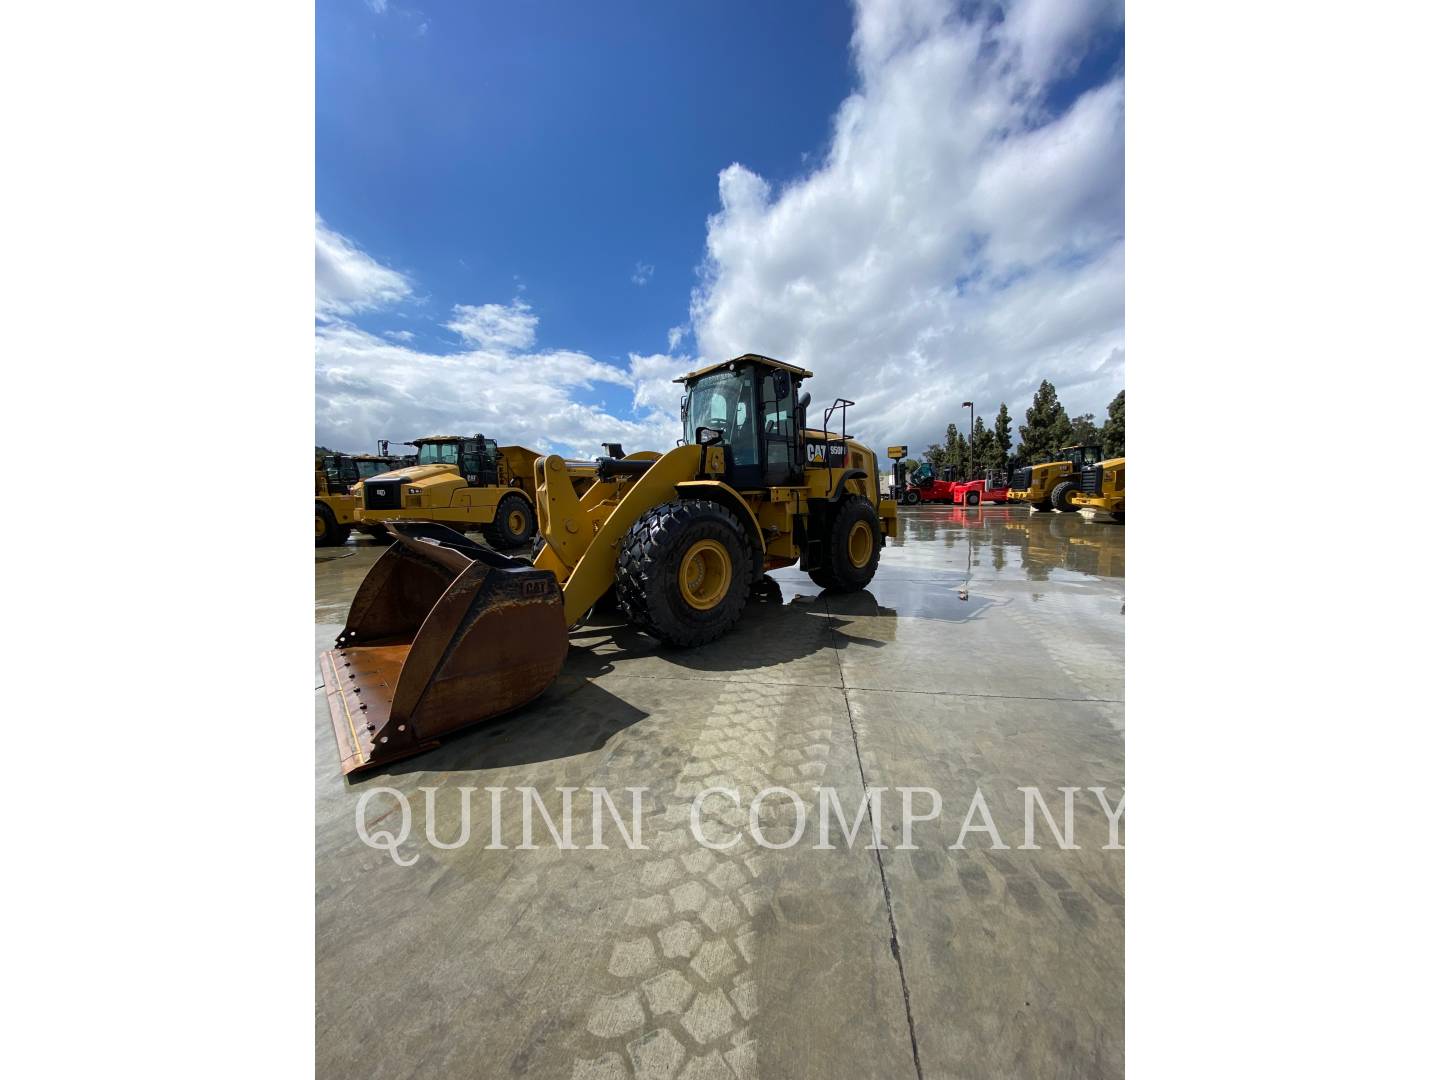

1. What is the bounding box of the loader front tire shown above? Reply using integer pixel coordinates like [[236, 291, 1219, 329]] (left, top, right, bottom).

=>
[[808, 496, 881, 592], [1051, 480, 1081, 512], [903, 490, 920, 505], [965, 490, 981, 506], [483, 493, 536, 549], [316, 502, 350, 547], [616, 499, 750, 647]]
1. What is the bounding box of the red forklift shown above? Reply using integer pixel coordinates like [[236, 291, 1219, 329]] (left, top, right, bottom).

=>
[[899, 462, 965, 504], [952, 470, 1011, 506]]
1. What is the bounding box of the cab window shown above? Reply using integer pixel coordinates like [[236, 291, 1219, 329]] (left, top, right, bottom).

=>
[[683, 368, 758, 467], [417, 442, 459, 466]]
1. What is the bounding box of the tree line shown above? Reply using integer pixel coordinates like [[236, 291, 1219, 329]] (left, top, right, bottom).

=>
[[906, 382, 1124, 479]]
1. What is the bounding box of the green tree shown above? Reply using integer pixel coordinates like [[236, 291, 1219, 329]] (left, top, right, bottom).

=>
[[1101, 391, 1125, 457], [923, 443, 946, 468], [1017, 380, 1072, 464], [1070, 412, 1100, 448], [970, 417, 998, 478], [944, 423, 962, 474], [994, 403, 1013, 468]]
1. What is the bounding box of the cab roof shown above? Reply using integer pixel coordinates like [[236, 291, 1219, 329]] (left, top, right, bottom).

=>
[[411, 434, 487, 444], [675, 353, 814, 383]]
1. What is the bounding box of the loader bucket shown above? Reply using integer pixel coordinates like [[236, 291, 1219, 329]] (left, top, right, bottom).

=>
[[320, 521, 567, 776]]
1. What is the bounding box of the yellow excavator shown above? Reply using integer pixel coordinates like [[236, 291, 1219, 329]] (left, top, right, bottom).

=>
[[321, 354, 898, 774]]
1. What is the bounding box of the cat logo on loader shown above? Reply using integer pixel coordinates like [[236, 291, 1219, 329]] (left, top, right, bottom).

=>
[[321, 354, 899, 775]]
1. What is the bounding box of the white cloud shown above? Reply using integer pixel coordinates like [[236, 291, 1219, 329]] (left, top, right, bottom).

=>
[[316, 0, 1124, 463], [446, 300, 539, 350], [315, 216, 412, 319], [366, 1, 388, 13], [689, 0, 1125, 453], [317, 302, 687, 457], [632, 262, 655, 286]]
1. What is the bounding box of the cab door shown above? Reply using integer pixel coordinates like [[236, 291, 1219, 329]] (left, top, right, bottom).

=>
[[459, 440, 483, 486], [759, 367, 802, 487]]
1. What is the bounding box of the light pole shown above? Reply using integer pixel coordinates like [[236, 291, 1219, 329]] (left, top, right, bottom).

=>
[[962, 401, 974, 479]]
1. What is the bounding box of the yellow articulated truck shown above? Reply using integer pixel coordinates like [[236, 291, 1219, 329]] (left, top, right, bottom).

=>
[[321, 353, 899, 774], [315, 449, 410, 546], [1055, 455, 1125, 523], [1007, 444, 1102, 513], [351, 434, 542, 550]]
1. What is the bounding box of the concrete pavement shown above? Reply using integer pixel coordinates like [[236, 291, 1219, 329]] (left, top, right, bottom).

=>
[[315, 504, 1124, 1079]]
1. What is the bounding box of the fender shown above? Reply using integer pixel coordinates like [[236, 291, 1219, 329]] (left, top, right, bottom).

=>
[[674, 480, 766, 583], [826, 468, 869, 502]]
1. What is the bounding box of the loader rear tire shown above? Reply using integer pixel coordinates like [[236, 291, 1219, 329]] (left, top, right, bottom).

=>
[[316, 503, 350, 547], [1051, 480, 1081, 512], [616, 499, 750, 647], [808, 497, 881, 592], [482, 494, 536, 549]]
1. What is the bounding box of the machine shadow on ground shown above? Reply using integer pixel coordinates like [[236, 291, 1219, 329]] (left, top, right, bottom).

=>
[[351, 581, 899, 780]]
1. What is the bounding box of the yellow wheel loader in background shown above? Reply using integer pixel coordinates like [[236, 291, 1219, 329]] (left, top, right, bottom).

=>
[[351, 434, 543, 550], [321, 354, 899, 774], [1053, 455, 1125, 523], [1007, 444, 1102, 513]]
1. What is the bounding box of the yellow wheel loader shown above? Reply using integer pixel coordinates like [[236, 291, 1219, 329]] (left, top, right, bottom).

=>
[[351, 434, 543, 550], [1054, 455, 1125, 522], [321, 354, 899, 774], [1006, 444, 1103, 513]]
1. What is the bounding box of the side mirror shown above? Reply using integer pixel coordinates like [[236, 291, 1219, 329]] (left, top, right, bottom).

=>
[[696, 427, 724, 446], [797, 391, 811, 410]]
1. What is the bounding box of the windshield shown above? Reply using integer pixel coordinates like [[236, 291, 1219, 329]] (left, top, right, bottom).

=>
[[683, 370, 753, 446], [416, 442, 460, 466], [355, 460, 391, 479]]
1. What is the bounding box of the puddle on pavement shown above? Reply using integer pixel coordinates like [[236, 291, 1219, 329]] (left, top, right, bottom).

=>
[[314, 505, 1122, 626]]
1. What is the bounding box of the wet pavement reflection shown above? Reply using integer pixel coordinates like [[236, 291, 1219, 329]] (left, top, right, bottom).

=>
[[314, 503, 1125, 1078]]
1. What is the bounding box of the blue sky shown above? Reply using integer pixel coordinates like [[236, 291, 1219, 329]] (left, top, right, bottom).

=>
[[316, 0, 1125, 457]]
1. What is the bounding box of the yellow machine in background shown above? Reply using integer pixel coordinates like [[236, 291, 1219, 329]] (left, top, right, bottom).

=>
[[1007, 444, 1102, 512], [322, 354, 899, 773], [1056, 455, 1125, 523], [315, 449, 410, 546], [351, 434, 542, 549], [315, 454, 356, 547]]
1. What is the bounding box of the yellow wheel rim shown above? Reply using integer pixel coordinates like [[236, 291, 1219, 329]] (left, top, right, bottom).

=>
[[315, 514, 326, 538], [508, 509, 526, 533], [847, 520, 873, 567], [678, 539, 732, 610]]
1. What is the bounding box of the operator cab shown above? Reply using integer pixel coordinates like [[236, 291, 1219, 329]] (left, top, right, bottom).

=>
[[409, 435, 501, 487], [1055, 444, 1103, 470], [911, 462, 959, 486], [322, 453, 359, 494], [678, 354, 814, 489]]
